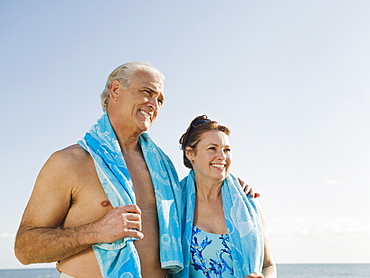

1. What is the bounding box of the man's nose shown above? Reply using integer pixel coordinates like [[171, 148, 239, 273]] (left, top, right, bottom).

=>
[[148, 98, 160, 111]]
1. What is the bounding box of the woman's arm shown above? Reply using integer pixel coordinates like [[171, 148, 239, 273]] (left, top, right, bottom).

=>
[[257, 200, 277, 278]]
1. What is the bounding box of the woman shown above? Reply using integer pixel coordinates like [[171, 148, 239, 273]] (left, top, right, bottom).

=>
[[174, 115, 276, 278]]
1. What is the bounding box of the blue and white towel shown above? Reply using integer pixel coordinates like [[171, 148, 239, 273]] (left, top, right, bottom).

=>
[[78, 113, 183, 278], [174, 171, 264, 278]]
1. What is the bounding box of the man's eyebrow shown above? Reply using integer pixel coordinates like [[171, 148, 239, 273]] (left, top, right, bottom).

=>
[[142, 86, 165, 101], [142, 86, 159, 93]]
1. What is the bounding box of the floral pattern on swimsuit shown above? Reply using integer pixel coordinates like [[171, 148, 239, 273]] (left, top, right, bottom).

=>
[[190, 225, 234, 278]]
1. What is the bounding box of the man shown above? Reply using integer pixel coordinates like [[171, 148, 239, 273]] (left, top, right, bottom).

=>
[[15, 62, 183, 278]]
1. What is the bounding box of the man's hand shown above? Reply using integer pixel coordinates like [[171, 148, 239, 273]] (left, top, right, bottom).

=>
[[93, 204, 144, 243], [238, 178, 260, 198]]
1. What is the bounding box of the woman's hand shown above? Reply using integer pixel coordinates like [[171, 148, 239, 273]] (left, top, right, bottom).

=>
[[245, 272, 264, 278]]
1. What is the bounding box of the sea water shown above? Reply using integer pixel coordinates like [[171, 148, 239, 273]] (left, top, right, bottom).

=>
[[0, 264, 369, 277], [0, 267, 59, 278], [278, 264, 370, 278]]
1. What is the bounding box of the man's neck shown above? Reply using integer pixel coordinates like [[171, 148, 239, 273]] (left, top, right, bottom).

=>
[[107, 114, 142, 154], [114, 132, 142, 155]]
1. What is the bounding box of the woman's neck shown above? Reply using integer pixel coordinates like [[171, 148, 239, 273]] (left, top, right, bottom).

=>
[[194, 176, 223, 202]]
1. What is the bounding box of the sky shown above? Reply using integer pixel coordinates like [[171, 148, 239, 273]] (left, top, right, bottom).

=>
[[1, 0, 369, 270]]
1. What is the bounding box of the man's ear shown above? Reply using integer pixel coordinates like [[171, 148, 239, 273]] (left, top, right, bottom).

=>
[[109, 80, 121, 101]]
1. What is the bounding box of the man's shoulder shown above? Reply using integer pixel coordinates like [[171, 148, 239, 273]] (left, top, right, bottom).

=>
[[46, 144, 92, 171], [32, 144, 96, 198], [55, 144, 87, 155]]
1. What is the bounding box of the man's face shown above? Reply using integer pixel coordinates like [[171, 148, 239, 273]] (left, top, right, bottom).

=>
[[114, 70, 164, 134]]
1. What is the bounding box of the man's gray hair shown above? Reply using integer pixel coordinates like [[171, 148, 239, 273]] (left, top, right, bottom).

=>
[[101, 62, 164, 111]]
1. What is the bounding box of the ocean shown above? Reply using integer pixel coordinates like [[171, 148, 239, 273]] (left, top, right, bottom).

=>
[[277, 264, 370, 278], [0, 264, 369, 278]]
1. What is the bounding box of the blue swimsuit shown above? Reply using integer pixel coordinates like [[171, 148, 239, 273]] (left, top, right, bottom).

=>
[[190, 226, 234, 278]]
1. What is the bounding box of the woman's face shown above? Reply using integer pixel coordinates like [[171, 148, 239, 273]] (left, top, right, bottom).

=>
[[187, 130, 232, 184]]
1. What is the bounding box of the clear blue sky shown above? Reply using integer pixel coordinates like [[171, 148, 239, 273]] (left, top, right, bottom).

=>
[[1, 0, 369, 269]]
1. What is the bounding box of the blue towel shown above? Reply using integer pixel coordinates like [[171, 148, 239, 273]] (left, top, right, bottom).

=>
[[174, 171, 264, 278], [78, 113, 183, 278]]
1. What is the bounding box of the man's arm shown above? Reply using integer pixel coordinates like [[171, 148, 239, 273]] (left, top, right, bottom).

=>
[[15, 207, 143, 264], [14, 148, 143, 264]]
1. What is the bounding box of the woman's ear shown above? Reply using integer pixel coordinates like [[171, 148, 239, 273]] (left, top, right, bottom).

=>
[[185, 146, 194, 162], [109, 80, 121, 101]]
